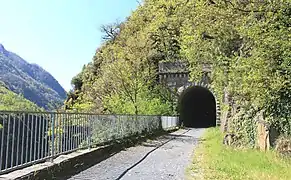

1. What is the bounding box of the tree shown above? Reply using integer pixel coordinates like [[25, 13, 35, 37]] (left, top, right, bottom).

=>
[[100, 21, 122, 42], [71, 74, 83, 91]]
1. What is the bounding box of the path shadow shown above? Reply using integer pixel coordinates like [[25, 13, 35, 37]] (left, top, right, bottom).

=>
[[141, 134, 203, 148], [52, 130, 178, 180], [54, 145, 122, 180], [115, 129, 191, 180], [142, 128, 204, 145]]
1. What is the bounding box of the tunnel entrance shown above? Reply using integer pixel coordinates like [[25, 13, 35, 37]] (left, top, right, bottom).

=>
[[179, 86, 216, 128]]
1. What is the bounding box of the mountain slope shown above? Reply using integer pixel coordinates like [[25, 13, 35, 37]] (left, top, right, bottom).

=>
[[0, 81, 41, 111], [0, 44, 66, 110]]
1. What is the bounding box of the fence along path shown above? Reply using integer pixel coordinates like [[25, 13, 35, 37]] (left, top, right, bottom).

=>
[[0, 111, 179, 175]]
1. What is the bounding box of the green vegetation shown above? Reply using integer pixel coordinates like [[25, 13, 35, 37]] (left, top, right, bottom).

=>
[[0, 82, 42, 111], [65, 0, 184, 115], [186, 128, 291, 180], [181, 0, 291, 144], [67, 0, 290, 143]]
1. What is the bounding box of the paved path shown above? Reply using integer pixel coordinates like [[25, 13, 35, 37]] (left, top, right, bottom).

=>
[[68, 128, 204, 180]]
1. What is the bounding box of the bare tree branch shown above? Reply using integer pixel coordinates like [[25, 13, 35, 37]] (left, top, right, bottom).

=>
[[100, 21, 121, 42]]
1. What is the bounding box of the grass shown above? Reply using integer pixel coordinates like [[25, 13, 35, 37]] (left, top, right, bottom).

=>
[[186, 128, 291, 180]]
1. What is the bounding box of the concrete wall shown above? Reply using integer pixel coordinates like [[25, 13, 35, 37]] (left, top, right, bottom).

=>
[[161, 116, 179, 130]]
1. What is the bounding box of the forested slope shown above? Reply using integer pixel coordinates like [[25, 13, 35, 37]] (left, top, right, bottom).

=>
[[0, 81, 42, 111], [67, 0, 291, 144]]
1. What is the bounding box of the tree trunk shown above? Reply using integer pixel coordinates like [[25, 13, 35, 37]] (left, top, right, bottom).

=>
[[222, 88, 231, 132]]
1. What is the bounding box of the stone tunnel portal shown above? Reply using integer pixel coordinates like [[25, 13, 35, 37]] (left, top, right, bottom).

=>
[[179, 86, 216, 128]]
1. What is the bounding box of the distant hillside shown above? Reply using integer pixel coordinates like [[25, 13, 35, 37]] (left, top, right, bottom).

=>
[[0, 81, 42, 111], [0, 44, 67, 110]]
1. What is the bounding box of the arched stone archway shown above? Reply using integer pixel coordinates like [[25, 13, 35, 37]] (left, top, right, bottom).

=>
[[178, 85, 217, 128]]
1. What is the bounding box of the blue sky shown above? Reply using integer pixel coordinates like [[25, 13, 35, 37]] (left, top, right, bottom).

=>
[[0, 0, 139, 91]]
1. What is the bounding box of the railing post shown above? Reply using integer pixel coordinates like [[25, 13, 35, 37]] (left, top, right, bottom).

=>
[[88, 115, 92, 150], [51, 114, 55, 162]]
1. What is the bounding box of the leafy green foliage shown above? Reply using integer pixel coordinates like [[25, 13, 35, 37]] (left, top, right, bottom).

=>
[[66, 0, 189, 115], [0, 82, 42, 111], [68, 0, 290, 143], [181, 0, 291, 140], [103, 87, 173, 115]]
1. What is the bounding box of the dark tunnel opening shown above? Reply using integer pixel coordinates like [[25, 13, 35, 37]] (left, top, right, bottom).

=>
[[179, 86, 216, 128]]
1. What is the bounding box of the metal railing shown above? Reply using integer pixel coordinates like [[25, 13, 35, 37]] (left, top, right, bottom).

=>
[[0, 111, 179, 174]]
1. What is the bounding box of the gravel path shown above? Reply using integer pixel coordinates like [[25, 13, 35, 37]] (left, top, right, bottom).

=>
[[68, 128, 204, 180]]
